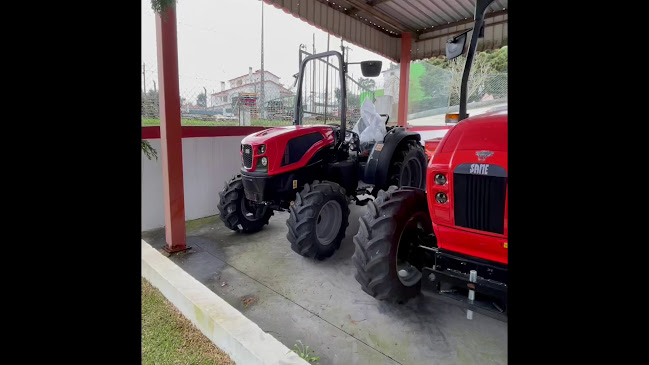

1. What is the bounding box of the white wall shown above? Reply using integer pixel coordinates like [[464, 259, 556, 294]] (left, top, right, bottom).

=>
[[142, 136, 244, 231]]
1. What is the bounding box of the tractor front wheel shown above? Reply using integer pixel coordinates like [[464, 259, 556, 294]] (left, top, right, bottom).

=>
[[287, 180, 350, 260], [352, 186, 433, 303], [218, 174, 273, 233]]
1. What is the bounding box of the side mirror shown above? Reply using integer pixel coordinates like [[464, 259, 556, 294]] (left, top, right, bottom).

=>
[[446, 30, 468, 60], [360, 61, 382, 77]]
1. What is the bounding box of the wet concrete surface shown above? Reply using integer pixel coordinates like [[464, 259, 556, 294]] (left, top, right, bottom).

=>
[[142, 206, 507, 365]]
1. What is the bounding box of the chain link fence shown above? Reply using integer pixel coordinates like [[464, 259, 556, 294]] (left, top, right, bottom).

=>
[[381, 59, 507, 121], [141, 58, 506, 127], [141, 55, 379, 129]]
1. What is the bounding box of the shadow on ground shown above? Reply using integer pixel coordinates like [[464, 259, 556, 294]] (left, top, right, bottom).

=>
[[143, 206, 507, 365]]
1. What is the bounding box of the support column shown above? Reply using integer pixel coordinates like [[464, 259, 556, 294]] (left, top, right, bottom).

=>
[[397, 33, 412, 127], [156, 7, 189, 254]]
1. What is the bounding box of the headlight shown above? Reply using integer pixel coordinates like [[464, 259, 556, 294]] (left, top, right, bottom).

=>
[[434, 173, 447, 185], [258, 144, 266, 154], [261, 157, 268, 166], [435, 192, 448, 204]]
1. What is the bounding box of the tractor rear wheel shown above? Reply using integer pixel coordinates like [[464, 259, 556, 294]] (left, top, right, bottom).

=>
[[218, 174, 273, 233], [352, 186, 433, 303], [388, 140, 427, 189], [287, 180, 350, 260]]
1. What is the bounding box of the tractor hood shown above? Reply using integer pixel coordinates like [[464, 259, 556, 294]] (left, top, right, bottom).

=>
[[426, 107, 508, 263], [239, 125, 336, 176], [440, 108, 507, 154], [242, 125, 334, 145]]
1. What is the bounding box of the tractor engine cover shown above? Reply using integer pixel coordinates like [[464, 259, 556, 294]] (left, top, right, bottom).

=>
[[238, 125, 336, 205]]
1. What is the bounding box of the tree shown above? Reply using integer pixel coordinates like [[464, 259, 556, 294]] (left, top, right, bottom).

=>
[[358, 77, 376, 91], [150, 0, 176, 15], [426, 56, 450, 70], [146, 89, 158, 100], [447, 54, 493, 105], [142, 140, 158, 160], [197, 92, 207, 107], [142, 89, 159, 118], [484, 46, 507, 73], [333, 87, 359, 108], [419, 63, 452, 99], [347, 93, 361, 107]]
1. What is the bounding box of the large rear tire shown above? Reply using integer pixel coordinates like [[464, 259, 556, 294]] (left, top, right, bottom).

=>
[[388, 139, 428, 189], [217, 174, 273, 233], [352, 186, 433, 303], [287, 180, 350, 260]]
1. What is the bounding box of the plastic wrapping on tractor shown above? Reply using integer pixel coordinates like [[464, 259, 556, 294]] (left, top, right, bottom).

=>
[[351, 98, 386, 152]]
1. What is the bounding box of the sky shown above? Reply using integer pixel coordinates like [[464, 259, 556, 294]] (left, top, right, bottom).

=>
[[141, 0, 393, 100]]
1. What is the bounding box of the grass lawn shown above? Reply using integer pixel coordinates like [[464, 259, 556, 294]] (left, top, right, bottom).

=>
[[142, 278, 235, 365]]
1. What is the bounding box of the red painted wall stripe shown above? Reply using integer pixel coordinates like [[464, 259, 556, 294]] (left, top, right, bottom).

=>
[[142, 126, 267, 139], [142, 125, 449, 140]]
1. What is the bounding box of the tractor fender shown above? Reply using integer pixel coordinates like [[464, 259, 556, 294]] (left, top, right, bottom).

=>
[[364, 128, 421, 189]]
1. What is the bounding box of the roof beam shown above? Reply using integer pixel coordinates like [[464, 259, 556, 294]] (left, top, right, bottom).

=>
[[419, 19, 508, 41], [370, 0, 395, 5], [417, 9, 507, 36], [348, 0, 394, 15], [343, 0, 416, 34]]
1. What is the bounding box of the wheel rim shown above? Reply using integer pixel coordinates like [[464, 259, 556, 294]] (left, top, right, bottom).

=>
[[395, 212, 430, 287], [316, 200, 343, 246], [400, 157, 423, 188], [240, 197, 265, 222]]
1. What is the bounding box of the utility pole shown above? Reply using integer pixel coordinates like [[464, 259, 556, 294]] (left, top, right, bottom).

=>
[[312, 33, 316, 113], [142, 63, 146, 93], [203, 86, 207, 111], [340, 40, 352, 64], [260, 0, 265, 119]]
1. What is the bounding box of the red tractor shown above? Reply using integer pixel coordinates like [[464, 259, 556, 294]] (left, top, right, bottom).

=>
[[218, 50, 428, 260], [352, 0, 508, 321]]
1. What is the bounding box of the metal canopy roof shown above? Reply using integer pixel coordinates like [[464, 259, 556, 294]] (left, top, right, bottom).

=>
[[264, 0, 507, 62]]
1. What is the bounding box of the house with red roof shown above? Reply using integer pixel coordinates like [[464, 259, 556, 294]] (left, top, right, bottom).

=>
[[210, 67, 294, 115]]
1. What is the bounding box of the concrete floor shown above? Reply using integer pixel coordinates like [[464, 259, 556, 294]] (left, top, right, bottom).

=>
[[142, 206, 507, 365]]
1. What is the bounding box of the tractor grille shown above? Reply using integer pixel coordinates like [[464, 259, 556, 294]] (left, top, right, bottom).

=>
[[242, 144, 253, 169], [453, 172, 506, 234]]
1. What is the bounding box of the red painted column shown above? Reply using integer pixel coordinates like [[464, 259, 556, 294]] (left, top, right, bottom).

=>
[[156, 7, 188, 253], [397, 33, 412, 127]]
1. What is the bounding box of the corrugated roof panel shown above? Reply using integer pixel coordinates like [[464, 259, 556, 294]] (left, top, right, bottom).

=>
[[381, 2, 430, 29], [290, 0, 299, 16], [398, 1, 441, 29], [299, 0, 307, 21], [263, 0, 506, 62], [404, 0, 451, 26], [335, 6, 343, 35], [455, 0, 479, 18], [326, 8, 332, 34], [314, 1, 323, 29], [376, 0, 507, 29], [432, 0, 470, 21], [414, 12, 507, 59]]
